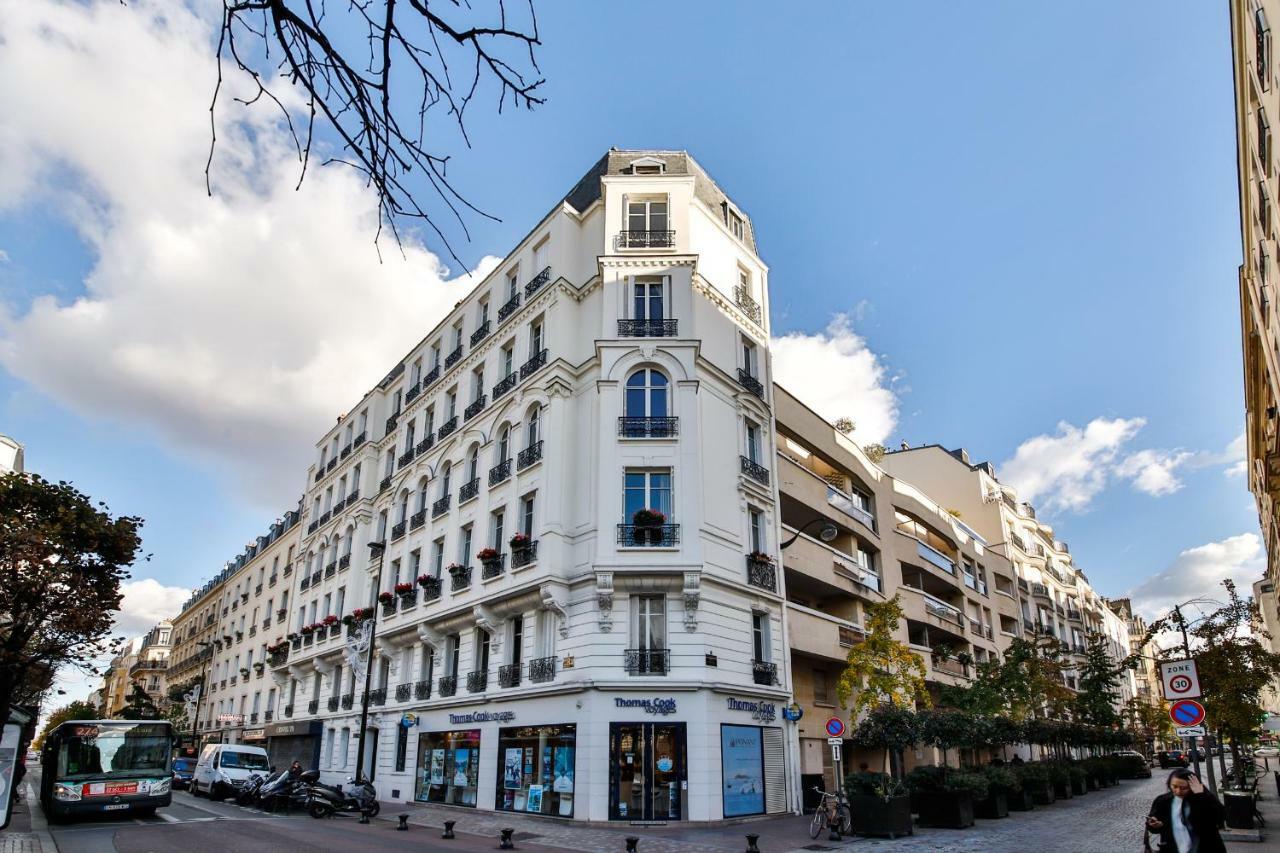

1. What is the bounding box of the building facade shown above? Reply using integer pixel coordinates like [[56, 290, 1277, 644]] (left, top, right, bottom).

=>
[[260, 150, 792, 822]]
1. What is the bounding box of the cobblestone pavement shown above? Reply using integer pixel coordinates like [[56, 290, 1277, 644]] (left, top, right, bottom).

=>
[[0, 835, 39, 853], [383, 775, 1170, 853]]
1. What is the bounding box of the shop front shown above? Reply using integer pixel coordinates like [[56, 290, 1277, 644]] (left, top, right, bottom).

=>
[[608, 719, 686, 821], [496, 723, 577, 817], [264, 720, 322, 771], [717, 697, 787, 818]]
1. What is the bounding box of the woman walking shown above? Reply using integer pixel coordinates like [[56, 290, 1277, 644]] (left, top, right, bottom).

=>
[[1145, 769, 1227, 852]]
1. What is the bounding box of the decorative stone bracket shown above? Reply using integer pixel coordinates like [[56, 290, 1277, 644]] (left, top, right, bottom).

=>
[[682, 571, 701, 632], [473, 604, 503, 656], [539, 582, 569, 640], [595, 572, 614, 633], [416, 622, 445, 656]]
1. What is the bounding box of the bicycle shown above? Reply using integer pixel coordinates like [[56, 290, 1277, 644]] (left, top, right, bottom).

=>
[[808, 786, 853, 839]]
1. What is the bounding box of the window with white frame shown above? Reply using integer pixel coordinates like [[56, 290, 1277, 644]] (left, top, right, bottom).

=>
[[431, 538, 445, 577], [745, 419, 762, 463], [749, 507, 766, 553], [632, 595, 666, 651], [491, 510, 505, 550], [496, 425, 510, 462], [520, 494, 535, 536], [525, 408, 540, 447], [730, 211, 745, 240], [501, 343, 515, 378], [460, 526, 473, 565], [529, 320, 544, 357], [625, 369, 669, 418], [741, 338, 759, 378], [623, 469, 672, 520], [632, 275, 665, 320], [751, 611, 770, 662], [439, 463, 451, 498], [506, 267, 520, 301], [627, 196, 668, 233]]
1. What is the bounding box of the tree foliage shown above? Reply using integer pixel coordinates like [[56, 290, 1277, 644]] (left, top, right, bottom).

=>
[[1073, 635, 1122, 727], [0, 473, 142, 726], [33, 700, 100, 749], [836, 595, 927, 714], [117, 684, 160, 721]]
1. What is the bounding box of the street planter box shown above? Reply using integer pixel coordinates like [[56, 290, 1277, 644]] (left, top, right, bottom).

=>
[[1052, 780, 1073, 800], [1086, 777, 1099, 791], [849, 794, 913, 839], [1070, 778, 1087, 796], [1006, 788, 1035, 811], [1029, 784, 1055, 806], [915, 790, 975, 829], [974, 791, 1009, 820]]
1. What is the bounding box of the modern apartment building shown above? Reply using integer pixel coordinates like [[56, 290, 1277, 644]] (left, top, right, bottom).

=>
[[880, 445, 1136, 707], [261, 150, 791, 822], [1234, 0, 1280, 594], [774, 389, 1020, 791]]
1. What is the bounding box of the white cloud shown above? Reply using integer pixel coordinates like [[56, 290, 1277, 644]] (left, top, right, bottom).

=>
[[113, 577, 192, 637], [1000, 417, 1146, 513], [1126, 533, 1266, 622], [0, 250, 9, 263], [1115, 448, 1195, 496], [1221, 433, 1247, 478], [771, 314, 899, 445], [0, 0, 493, 506]]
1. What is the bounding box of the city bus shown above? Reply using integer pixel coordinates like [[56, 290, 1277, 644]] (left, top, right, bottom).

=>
[[39, 720, 173, 821]]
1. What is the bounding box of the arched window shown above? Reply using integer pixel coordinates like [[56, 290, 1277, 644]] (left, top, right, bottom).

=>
[[526, 408, 541, 447], [416, 477, 429, 512], [342, 529, 354, 557], [397, 491, 409, 523], [440, 463, 452, 498], [496, 426, 511, 462], [467, 446, 480, 483], [625, 369, 669, 418]]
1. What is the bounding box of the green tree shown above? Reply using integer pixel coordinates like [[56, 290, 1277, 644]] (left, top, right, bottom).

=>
[[917, 707, 976, 768], [836, 595, 927, 713], [117, 684, 159, 720], [0, 473, 142, 725], [850, 703, 919, 780], [32, 700, 99, 749], [1073, 636, 1122, 727], [991, 637, 1072, 721]]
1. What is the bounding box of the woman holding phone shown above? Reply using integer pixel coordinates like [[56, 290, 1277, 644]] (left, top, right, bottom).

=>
[[1145, 769, 1226, 852]]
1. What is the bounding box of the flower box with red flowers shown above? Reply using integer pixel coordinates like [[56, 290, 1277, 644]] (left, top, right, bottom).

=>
[[378, 591, 395, 604], [747, 550, 774, 565], [394, 582, 414, 596], [446, 562, 466, 575], [477, 547, 500, 563], [322, 614, 338, 625], [508, 533, 532, 551], [632, 508, 666, 527], [299, 625, 315, 635]]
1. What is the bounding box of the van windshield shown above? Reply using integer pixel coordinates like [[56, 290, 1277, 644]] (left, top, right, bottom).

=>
[[219, 751, 270, 770]]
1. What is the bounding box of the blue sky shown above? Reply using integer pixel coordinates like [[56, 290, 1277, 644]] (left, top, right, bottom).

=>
[[0, 0, 1256, 655]]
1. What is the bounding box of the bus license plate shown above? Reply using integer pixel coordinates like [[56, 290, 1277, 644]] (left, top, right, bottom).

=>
[[103, 804, 131, 810]]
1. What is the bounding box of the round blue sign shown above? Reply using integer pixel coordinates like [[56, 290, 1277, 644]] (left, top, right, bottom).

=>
[[825, 717, 845, 738], [782, 703, 803, 722]]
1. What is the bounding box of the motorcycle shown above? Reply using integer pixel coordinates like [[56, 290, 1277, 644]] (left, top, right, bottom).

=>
[[234, 772, 269, 807], [258, 770, 310, 813], [304, 771, 380, 819]]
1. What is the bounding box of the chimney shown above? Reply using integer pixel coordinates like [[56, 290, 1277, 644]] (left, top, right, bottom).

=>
[[900, 440, 910, 451]]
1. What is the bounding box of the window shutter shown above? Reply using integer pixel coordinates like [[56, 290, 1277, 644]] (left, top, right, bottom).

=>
[[763, 728, 787, 814]]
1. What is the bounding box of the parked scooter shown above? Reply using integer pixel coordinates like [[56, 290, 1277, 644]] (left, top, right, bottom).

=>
[[304, 771, 380, 819], [234, 771, 270, 806], [258, 769, 310, 813]]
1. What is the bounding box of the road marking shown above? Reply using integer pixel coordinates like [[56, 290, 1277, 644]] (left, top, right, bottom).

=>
[[158, 812, 181, 822]]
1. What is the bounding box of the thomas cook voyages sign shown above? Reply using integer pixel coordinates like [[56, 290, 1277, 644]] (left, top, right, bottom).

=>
[[614, 697, 677, 715], [726, 697, 777, 723]]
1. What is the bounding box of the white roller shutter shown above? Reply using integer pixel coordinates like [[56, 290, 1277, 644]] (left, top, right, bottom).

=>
[[763, 727, 786, 815]]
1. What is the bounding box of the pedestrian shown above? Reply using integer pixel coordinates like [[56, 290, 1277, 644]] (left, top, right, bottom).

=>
[[288, 760, 303, 778], [1145, 769, 1226, 853], [1010, 755, 1024, 766]]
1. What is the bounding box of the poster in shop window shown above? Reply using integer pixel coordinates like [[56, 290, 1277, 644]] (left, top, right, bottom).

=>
[[553, 747, 575, 793], [526, 784, 544, 813], [430, 749, 445, 785], [453, 749, 471, 787], [504, 748, 523, 790], [721, 725, 765, 817]]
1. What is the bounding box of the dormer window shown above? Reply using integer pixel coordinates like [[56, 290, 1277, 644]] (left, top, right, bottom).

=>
[[729, 211, 745, 240], [627, 156, 666, 175]]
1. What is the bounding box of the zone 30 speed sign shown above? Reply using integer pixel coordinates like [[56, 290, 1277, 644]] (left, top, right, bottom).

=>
[[1159, 659, 1201, 701]]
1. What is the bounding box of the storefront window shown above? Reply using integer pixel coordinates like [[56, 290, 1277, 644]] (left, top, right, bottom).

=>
[[495, 724, 576, 817], [720, 724, 765, 817], [416, 729, 481, 806]]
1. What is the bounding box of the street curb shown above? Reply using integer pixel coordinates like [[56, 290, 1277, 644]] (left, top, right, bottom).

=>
[[24, 783, 58, 853]]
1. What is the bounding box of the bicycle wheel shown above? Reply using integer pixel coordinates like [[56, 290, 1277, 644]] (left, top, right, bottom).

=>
[[808, 807, 826, 839], [837, 804, 853, 835]]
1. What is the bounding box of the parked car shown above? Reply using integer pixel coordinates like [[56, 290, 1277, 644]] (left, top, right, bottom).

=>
[[1111, 750, 1150, 766], [190, 743, 271, 800], [171, 757, 195, 790], [1157, 750, 1188, 768], [1254, 746, 1280, 758]]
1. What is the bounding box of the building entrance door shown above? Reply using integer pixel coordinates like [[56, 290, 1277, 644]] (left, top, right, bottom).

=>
[[609, 722, 686, 821]]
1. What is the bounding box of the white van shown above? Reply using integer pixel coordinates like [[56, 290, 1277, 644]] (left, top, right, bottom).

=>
[[191, 743, 272, 800]]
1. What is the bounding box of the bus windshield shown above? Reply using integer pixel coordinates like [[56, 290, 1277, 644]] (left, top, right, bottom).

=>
[[53, 723, 171, 781]]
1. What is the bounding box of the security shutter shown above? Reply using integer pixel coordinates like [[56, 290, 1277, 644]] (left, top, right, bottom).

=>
[[763, 727, 786, 814]]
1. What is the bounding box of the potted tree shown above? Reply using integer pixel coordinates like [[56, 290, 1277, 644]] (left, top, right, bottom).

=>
[[978, 765, 1020, 817], [1045, 760, 1073, 800], [843, 769, 913, 839], [1015, 762, 1054, 805], [905, 765, 987, 829]]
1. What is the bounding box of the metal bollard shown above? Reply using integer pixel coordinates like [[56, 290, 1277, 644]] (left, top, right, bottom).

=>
[[499, 827, 516, 849], [745, 833, 760, 853], [625, 837, 639, 852], [359, 808, 370, 825], [443, 820, 456, 839], [397, 813, 410, 831]]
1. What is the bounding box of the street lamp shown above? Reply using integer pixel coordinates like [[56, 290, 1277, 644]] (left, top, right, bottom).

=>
[[189, 640, 215, 754], [353, 540, 386, 785], [780, 518, 839, 550]]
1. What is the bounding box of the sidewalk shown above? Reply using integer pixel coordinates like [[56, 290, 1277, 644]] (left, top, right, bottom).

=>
[[0, 783, 53, 853]]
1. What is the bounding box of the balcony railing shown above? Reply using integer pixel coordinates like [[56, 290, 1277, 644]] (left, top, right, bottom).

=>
[[740, 455, 770, 486], [517, 441, 543, 470], [752, 660, 778, 686], [915, 540, 957, 576], [391, 520, 407, 540], [467, 670, 487, 692], [736, 368, 765, 399], [922, 594, 964, 627], [414, 679, 432, 700], [624, 648, 670, 675], [398, 448, 415, 468], [520, 348, 548, 379], [734, 285, 762, 324], [444, 346, 463, 369], [379, 474, 392, 492], [529, 655, 556, 683], [511, 541, 538, 569], [450, 566, 473, 591], [746, 555, 777, 592], [525, 265, 552, 297], [419, 576, 442, 601], [464, 396, 486, 421], [826, 486, 876, 531], [338, 553, 351, 570], [386, 412, 400, 434], [326, 697, 338, 712], [498, 663, 521, 688], [422, 364, 440, 387], [410, 509, 427, 530], [395, 683, 411, 702], [405, 382, 421, 404], [619, 416, 678, 438], [284, 704, 294, 718], [369, 687, 387, 706], [1032, 583, 1050, 598], [470, 321, 491, 347], [498, 292, 521, 322], [416, 435, 435, 455], [618, 319, 678, 337], [618, 524, 679, 547], [459, 478, 480, 503], [432, 495, 451, 518], [492, 373, 517, 399], [341, 693, 354, 710], [618, 229, 674, 248], [437, 415, 458, 439], [353, 431, 367, 448], [481, 554, 506, 580], [310, 699, 322, 714], [489, 458, 512, 486]]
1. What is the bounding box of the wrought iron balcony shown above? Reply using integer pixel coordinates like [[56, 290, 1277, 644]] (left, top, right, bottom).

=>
[[414, 679, 432, 700], [740, 455, 770, 486], [499, 663, 521, 688], [734, 285, 762, 324], [391, 520, 407, 540], [618, 229, 674, 249], [466, 670, 488, 693], [517, 441, 543, 470], [464, 396, 486, 421], [497, 292, 521, 322], [437, 416, 458, 439], [338, 553, 351, 570], [318, 511, 331, 526], [398, 448, 416, 468], [450, 565, 472, 591], [736, 368, 765, 399], [284, 704, 294, 718], [353, 431, 367, 448], [746, 555, 777, 592], [386, 412, 400, 434], [618, 524, 680, 547], [325, 562, 336, 577], [520, 348, 548, 379], [619, 416, 678, 438], [511, 541, 538, 569], [405, 382, 422, 403], [395, 683, 411, 702], [524, 265, 552, 297], [624, 648, 670, 675], [445, 345, 464, 368], [422, 364, 440, 387], [618, 319, 678, 337], [752, 660, 778, 686], [470, 321, 491, 347], [419, 576, 442, 600], [341, 693, 354, 710], [369, 687, 387, 706], [300, 576, 311, 591], [529, 656, 556, 683], [381, 600, 396, 617], [489, 458, 512, 486], [492, 373, 517, 399], [340, 443, 352, 460], [326, 696, 339, 712], [410, 509, 427, 530], [398, 589, 418, 609], [310, 699, 321, 714], [432, 494, 451, 518], [307, 520, 318, 534], [416, 435, 435, 455], [379, 474, 392, 492], [438, 675, 457, 697], [481, 554, 506, 579]]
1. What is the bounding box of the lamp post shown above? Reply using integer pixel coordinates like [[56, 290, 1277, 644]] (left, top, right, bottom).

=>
[[189, 640, 214, 754], [779, 518, 839, 551], [354, 540, 386, 785]]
